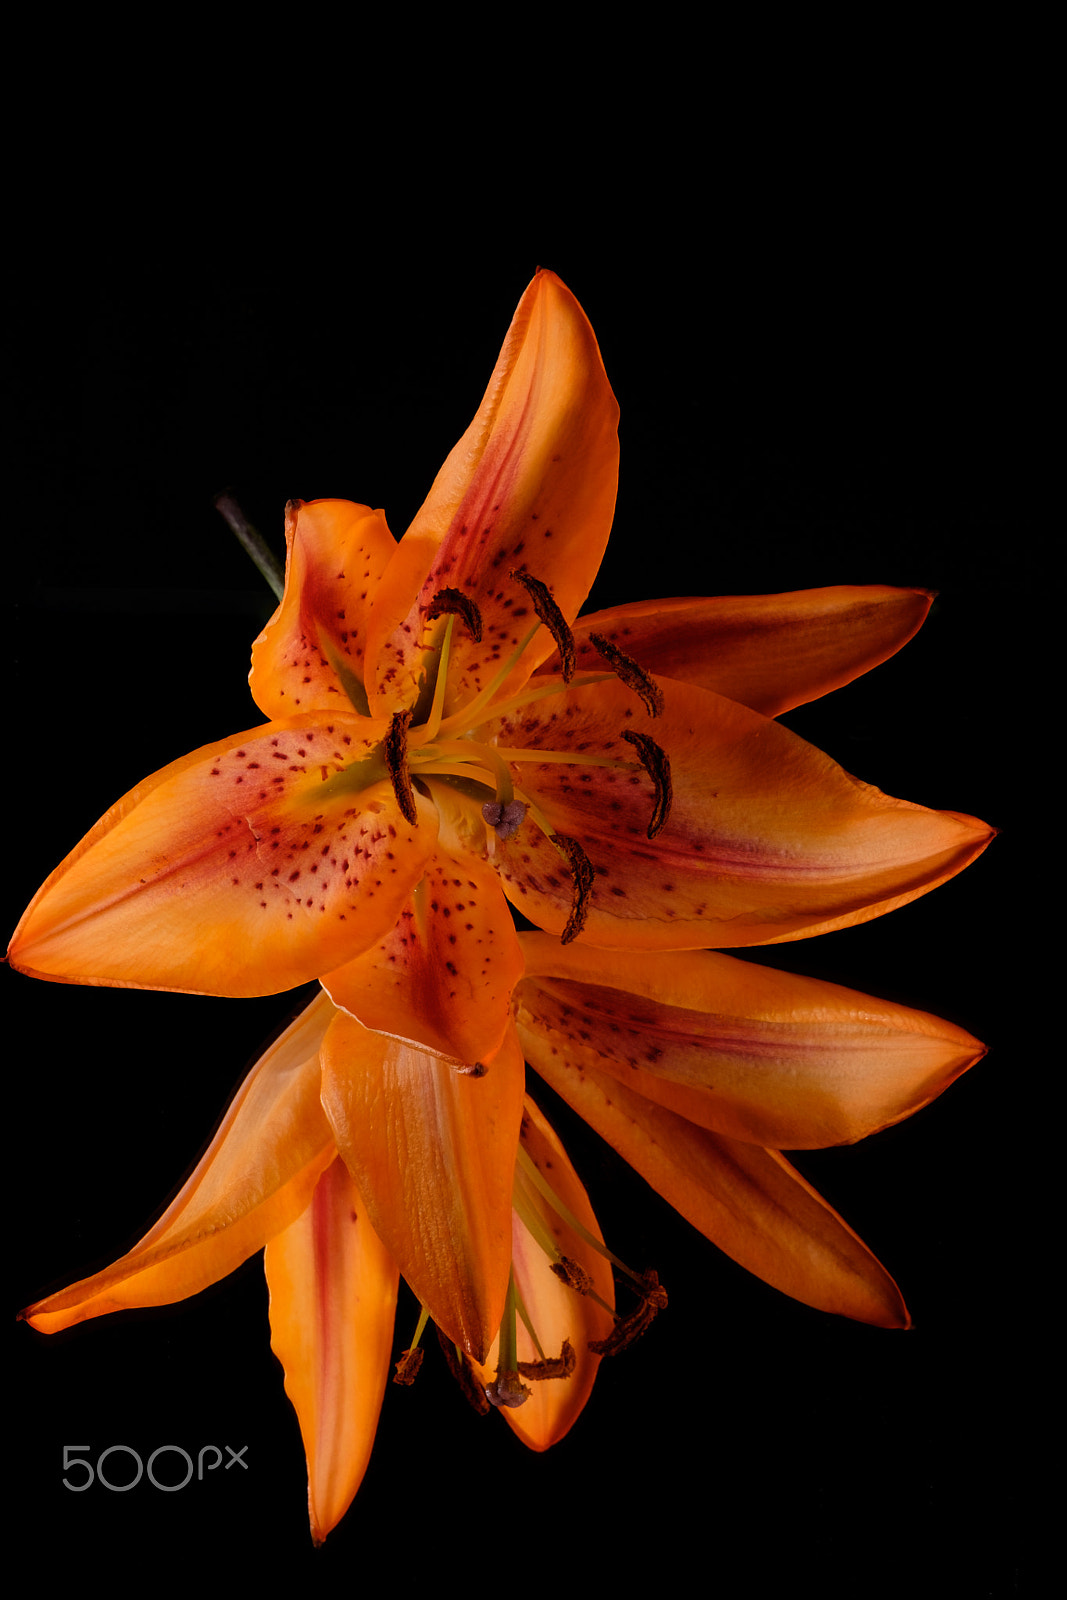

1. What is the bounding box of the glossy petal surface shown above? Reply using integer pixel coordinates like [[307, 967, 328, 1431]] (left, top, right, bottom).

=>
[[470, 1096, 614, 1451], [9, 717, 438, 994], [517, 934, 985, 1148], [22, 995, 337, 1332], [321, 1015, 524, 1360], [493, 676, 993, 948], [251, 500, 398, 719], [364, 269, 620, 718], [266, 1157, 399, 1546], [525, 1045, 909, 1328], [561, 586, 933, 716], [323, 797, 523, 1065]]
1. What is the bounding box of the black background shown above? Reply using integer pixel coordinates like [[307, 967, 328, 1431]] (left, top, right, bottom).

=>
[[8, 128, 1031, 1593]]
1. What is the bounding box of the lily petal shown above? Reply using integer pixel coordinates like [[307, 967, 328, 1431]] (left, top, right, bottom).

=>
[[559, 586, 934, 716], [323, 797, 524, 1066], [364, 270, 619, 718], [22, 994, 337, 1333], [266, 1156, 399, 1546], [493, 675, 993, 949], [523, 1044, 910, 1328], [470, 1095, 615, 1451], [517, 934, 985, 1149], [8, 715, 439, 994], [250, 499, 398, 720], [321, 1015, 524, 1361]]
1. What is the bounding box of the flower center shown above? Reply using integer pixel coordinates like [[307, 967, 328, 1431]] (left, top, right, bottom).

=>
[[374, 572, 673, 942]]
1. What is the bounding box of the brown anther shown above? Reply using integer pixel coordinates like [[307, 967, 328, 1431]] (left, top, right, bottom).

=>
[[551, 833, 595, 944], [588, 1268, 668, 1358], [436, 1325, 491, 1415], [455, 1061, 488, 1077], [425, 587, 483, 642], [517, 1338, 576, 1382], [589, 633, 664, 717], [511, 570, 576, 682], [621, 730, 673, 838], [551, 1256, 594, 1295], [637, 1268, 669, 1310], [484, 1370, 532, 1409], [393, 1347, 425, 1386], [385, 709, 418, 824]]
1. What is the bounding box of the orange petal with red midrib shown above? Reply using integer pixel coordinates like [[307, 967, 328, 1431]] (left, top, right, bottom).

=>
[[21, 994, 337, 1334], [8, 714, 439, 995], [364, 270, 619, 720], [469, 1095, 615, 1451], [321, 1016, 524, 1361], [492, 675, 993, 950], [517, 934, 985, 1149], [266, 1156, 399, 1546], [556, 586, 933, 716], [323, 822, 524, 1066], [523, 1042, 910, 1329], [251, 499, 398, 720]]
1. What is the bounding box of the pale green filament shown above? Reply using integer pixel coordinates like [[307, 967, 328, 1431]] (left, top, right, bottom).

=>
[[420, 615, 455, 744], [515, 1144, 646, 1293]]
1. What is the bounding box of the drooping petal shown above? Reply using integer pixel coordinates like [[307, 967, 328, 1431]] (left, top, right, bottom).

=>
[[517, 934, 985, 1149], [323, 790, 524, 1065], [524, 1043, 909, 1328], [250, 499, 398, 720], [469, 1095, 615, 1451], [492, 675, 993, 949], [8, 714, 439, 994], [265, 1156, 399, 1546], [321, 1015, 524, 1361], [22, 994, 337, 1333], [556, 586, 933, 716], [364, 270, 620, 719]]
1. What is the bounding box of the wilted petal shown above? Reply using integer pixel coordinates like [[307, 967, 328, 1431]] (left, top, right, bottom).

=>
[[517, 935, 984, 1149], [22, 994, 337, 1333], [364, 270, 619, 719], [493, 675, 993, 949], [266, 1156, 399, 1546], [469, 1095, 615, 1451], [321, 1015, 524, 1361], [523, 1042, 909, 1328], [561, 586, 933, 716], [8, 716, 439, 994], [251, 500, 398, 719]]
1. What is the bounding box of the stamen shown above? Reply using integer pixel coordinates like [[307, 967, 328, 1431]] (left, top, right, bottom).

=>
[[511, 570, 576, 682], [385, 710, 418, 824], [425, 587, 483, 642], [420, 614, 455, 743], [393, 1302, 431, 1386], [589, 1271, 669, 1358], [436, 1326, 491, 1415], [552, 833, 594, 944], [551, 1256, 594, 1296], [621, 729, 673, 837], [589, 633, 664, 716], [517, 1339, 576, 1382], [393, 1347, 425, 1385]]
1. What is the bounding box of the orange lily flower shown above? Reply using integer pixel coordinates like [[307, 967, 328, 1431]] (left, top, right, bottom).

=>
[[12, 269, 994, 1544], [20, 948, 982, 1539], [19, 993, 614, 1543], [8, 270, 989, 1009]]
